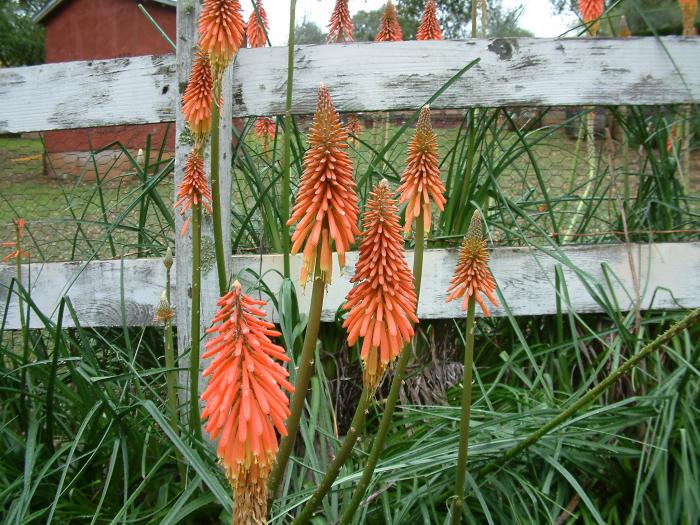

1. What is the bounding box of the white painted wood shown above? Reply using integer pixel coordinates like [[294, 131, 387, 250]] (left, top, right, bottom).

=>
[[2, 243, 698, 330], [231, 37, 700, 115], [0, 54, 176, 133], [3, 37, 700, 133]]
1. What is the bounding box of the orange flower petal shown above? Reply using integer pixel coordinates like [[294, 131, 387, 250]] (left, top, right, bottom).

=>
[[327, 0, 354, 43], [247, 0, 269, 48], [445, 212, 499, 317], [343, 180, 417, 391], [416, 0, 442, 41], [375, 1, 403, 42]]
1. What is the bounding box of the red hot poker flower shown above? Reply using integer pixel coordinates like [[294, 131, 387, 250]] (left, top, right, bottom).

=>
[[398, 106, 446, 233], [680, 0, 698, 36], [375, 1, 403, 42], [2, 218, 29, 262], [579, 0, 604, 36], [327, 0, 355, 43], [201, 281, 294, 524], [288, 84, 360, 285], [343, 180, 418, 391], [346, 114, 363, 136], [175, 150, 213, 236], [446, 212, 498, 317], [199, 0, 245, 81], [416, 0, 443, 40], [254, 116, 277, 142], [247, 0, 269, 48], [182, 50, 214, 146]]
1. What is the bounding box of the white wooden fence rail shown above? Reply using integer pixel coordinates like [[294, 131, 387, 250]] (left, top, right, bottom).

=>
[[2, 37, 700, 133], [2, 243, 698, 330]]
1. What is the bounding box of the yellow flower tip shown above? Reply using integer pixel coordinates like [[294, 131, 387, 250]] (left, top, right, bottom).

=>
[[199, 0, 245, 81], [416, 0, 443, 41], [375, 0, 403, 42], [445, 211, 498, 317], [288, 84, 360, 286], [398, 104, 445, 234], [246, 0, 269, 48], [343, 180, 418, 391], [618, 15, 632, 38], [154, 291, 175, 323], [182, 49, 213, 145], [230, 463, 269, 525], [327, 0, 355, 43]]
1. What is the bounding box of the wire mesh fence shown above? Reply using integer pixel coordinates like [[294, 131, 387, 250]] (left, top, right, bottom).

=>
[[1, 106, 698, 263]]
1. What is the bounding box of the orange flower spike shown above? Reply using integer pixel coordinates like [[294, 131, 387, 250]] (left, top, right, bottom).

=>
[[201, 281, 294, 524], [287, 84, 361, 285], [579, 0, 604, 36], [175, 150, 213, 236], [254, 116, 277, 141], [327, 0, 354, 43], [343, 180, 418, 391], [199, 0, 245, 80], [446, 211, 499, 317], [247, 0, 269, 48], [679, 0, 698, 36], [618, 15, 631, 37], [375, 1, 403, 42], [346, 114, 363, 136], [398, 106, 446, 234], [182, 50, 214, 146], [2, 218, 29, 262], [416, 0, 443, 40]]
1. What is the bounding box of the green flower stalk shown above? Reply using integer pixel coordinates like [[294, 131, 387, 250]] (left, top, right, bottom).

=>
[[445, 211, 499, 524]]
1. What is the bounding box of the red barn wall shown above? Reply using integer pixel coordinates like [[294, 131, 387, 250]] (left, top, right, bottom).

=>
[[43, 0, 176, 167]]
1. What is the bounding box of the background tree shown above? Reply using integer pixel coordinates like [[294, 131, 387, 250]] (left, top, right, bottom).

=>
[[293, 18, 326, 44], [0, 0, 46, 66]]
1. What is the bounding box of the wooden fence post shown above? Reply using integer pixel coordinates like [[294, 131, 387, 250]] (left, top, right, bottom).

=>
[[175, 1, 233, 410]]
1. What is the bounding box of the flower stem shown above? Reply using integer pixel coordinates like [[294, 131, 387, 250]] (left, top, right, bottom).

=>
[[291, 386, 372, 525], [281, 0, 297, 280], [477, 306, 700, 482], [210, 105, 228, 295], [163, 262, 185, 481], [450, 295, 476, 525], [339, 211, 425, 525], [189, 202, 203, 440], [268, 249, 324, 501]]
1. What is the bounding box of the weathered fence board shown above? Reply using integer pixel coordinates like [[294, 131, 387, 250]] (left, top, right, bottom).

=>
[[2, 37, 699, 133], [0, 54, 176, 134], [2, 243, 698, 330]]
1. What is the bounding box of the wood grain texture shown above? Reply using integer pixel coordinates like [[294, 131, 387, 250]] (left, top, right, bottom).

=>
[[3, 37, 699, 132], [2, 243, 698, 330], [0, 54, 176, 133]]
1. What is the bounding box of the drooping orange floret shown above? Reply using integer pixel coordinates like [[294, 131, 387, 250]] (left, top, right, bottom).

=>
[[2, 218, 29, 262], [327, 0, 355, 43], [182, 50, 214, 146], [346, 114, 363, 136], [199, 0, 245, 79], [446, 212, 499, 317], [175, 150, 213, 236], [579, 0, 604, 36], [680, 0, 698, 36], [287, 84, 361, 285], [254, 116, 277, 142], [343, 180, 418, 391], [416, 0, 443, 40], [201, 281, 293, 524], [398, 106, 446, 234], [247, 0, 269, 48], [375, 1, 403, 42]]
